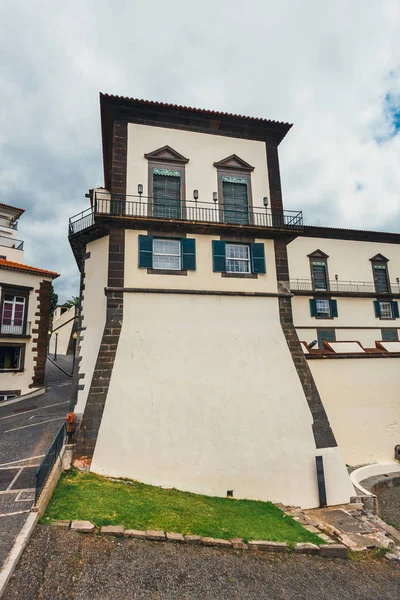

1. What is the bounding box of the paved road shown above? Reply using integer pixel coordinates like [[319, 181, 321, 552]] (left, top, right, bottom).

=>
[[4, 526, 400, 600], [0, 357, 73, 567]]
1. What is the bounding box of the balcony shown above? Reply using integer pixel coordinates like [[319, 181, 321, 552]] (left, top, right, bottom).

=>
[[68, 195, 303, 237], [0, 320, 31, 336], [290, 279, 400, 295], [0, 235, 24, 250]]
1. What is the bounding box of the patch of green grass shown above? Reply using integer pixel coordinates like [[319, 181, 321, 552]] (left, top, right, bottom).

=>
[[42, 469, 322, 546]]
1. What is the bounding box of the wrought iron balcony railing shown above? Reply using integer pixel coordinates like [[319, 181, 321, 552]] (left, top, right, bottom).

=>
[[1, 320, 31, 336], [290, 279, 400, 294], [0, 236, 24, 250], [68, 195, 303, 237]]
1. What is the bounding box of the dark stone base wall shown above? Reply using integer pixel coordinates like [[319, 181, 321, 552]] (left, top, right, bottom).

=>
[[30, 279, 52, 388], [274, 239, 337, 449]]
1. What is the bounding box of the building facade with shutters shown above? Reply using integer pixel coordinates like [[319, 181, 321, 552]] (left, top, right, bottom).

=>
[[69, 94, 399, 508], [0, 202, 59, 401]]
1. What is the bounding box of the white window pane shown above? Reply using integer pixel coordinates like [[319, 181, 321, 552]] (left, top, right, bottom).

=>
[[153, 239, 180, 255], [153, 255, 181, 270], [380, 302, 392, 318], [316, 299, 330, 316]]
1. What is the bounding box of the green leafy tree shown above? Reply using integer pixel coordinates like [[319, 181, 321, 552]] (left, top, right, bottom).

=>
[[51, 285, 58, 316], [64, 296, 80, 309]]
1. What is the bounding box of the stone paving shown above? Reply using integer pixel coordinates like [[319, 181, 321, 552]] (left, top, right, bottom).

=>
[[4, 526, 400, 600], [0, 357, 73, 568]]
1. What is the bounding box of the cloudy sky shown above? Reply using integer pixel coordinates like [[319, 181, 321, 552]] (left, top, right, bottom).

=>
[[0, 1, 399, 302]]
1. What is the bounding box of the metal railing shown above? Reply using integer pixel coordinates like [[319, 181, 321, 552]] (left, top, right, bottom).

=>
[[0, 320, 31, 335], [0, 235, 24, 250], [290, 279, 400, 294], [69, 195, 303, 236], [35, 422, 67, 504]]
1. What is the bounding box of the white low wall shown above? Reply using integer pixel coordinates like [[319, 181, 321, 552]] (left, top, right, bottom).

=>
[[91, 293, 353, 509], [309, 358, 400, 465]]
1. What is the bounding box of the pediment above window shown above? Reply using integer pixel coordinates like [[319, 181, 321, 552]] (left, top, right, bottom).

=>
[[370, 253, 389, 262], [144, 145, 189, 164], [307, 249, 329, 259], [213, 154, 255, 172]]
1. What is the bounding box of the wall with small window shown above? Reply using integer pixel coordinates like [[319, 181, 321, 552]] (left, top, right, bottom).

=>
[[293, 296, 399, 329], [125, 230, 277, 294], [288, 237, 400, 285], [0, 269, 50, 395], [310, 357, 400, 464], [126, 123, 271, 214]]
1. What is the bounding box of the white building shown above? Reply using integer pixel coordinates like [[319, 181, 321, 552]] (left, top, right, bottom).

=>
[[68, 94, 399, 508], [0, 202, 59, 400]]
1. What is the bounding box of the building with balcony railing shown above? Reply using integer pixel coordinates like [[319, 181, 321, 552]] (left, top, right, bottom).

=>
[[0, 202, 59, 401], [70, 93, 397, 511]]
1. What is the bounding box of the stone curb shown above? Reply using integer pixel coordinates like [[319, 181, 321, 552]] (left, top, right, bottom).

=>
[[50, 521, 351, 559]]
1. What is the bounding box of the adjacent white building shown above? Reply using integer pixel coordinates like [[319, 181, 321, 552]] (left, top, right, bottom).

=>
[[68, 94, 399, 508], [0, 202, 59, 400]]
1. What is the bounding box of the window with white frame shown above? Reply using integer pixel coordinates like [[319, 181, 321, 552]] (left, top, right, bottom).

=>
[[225, 243, 251, 273], [152, 239, 181, 270], [316, 299, 331, 318], [379, 301, 393, 319], [1, 295, 25, 335]]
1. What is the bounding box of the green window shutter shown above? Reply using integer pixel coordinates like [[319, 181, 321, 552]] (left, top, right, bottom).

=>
[[138, 235, 153, 268], [392, 301, 399, 318], [250, 242, 266, 274], [373, 300, 381, 318], [309, 299, 317, 317], [212, 240, 226, 272], [330, 299, 338, 318], [181, 238, 196, 271]]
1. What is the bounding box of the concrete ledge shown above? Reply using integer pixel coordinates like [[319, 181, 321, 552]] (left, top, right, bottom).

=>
[[146, 530, 166, 542], [100, 525, 124, 536], [320, 544, 348, 559], [124, 529, 146, 539], [294, 543, 320, 555], [248, 541, 290, 552], [350, 462, 400, 497], [0, 513, 39, 599], [0, 386, 46, 408]]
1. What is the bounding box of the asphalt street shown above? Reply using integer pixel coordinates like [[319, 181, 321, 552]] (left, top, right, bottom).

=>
[[0, 356, 73, 567]]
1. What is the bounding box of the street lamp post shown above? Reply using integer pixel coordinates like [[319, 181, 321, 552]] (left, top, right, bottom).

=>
[[71, 332, 78, 375], [54, 330, 59, 362], [47, 330, 52, 354]]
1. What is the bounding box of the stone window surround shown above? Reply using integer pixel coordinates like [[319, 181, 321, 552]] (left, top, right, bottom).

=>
[[308, 250, 330, 292], [0, 342, 26, 372], [370, 254, 391, 295], [146, 230, 188, 276], [0, 283, 32, 338]]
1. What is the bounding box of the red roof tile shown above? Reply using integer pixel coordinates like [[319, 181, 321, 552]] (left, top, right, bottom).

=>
[[0, 258, 59, 279]]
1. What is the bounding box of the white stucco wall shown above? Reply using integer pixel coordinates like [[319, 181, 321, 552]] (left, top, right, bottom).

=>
[[74, 236, 109, 414], [91, 293, 353, 508], [49, 305, 76, 355], [0, 270, 52, 395], [125, 230, 277, 294], [288, 237, 400, 284], [126, 123, 270, 212], [309, 358, 400, 465]]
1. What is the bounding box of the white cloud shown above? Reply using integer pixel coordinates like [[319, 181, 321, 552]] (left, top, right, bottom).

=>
[[0, 0, 399, 300]]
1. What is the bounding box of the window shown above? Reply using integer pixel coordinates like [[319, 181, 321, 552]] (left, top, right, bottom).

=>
[[379, 301, 392, 319], [374, 300, 399, 320], [309, 298, 338, 319], [212, 240, 266, 275], [152, 170, 181, 219], [0, 393, 18, 402], [382, 329, 398, 342], [1, 295, 25, 335], [222, 178, 249, 225], [317, 329, 336, 349], [311, 262, 328, 291], [153, 239, 181, 270], [138, 235, 196, 272], [373, 264, 390, 294], [0, 346, 22, 370], [316, 299, 331, 318], [226, 244, 250, 273]]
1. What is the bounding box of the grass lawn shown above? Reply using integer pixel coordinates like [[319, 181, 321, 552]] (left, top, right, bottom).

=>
[[42, 469, 323, 546]]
